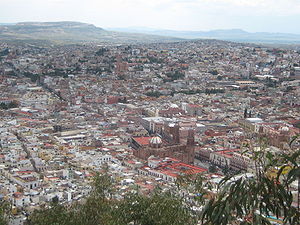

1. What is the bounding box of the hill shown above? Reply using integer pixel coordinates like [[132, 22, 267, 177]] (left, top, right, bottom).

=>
[[0, 21, 183, 45], [109, 27, 300, 44]]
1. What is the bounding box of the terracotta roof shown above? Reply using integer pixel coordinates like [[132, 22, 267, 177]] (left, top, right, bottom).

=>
[[133, 137, 152, 146]]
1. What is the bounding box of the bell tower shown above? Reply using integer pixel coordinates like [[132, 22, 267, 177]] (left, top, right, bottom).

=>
[[186, 129, 195, 164], [187, 129, 195, 146], [173, 124, 180, 144]]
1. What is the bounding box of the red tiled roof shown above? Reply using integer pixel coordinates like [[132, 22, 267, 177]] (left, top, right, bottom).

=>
[[16, 171, 32, 174], [158, 162, 207, 176], [133, 137, 152, 146], [166, 162, 207, 174], [16, 111, 32, 116]]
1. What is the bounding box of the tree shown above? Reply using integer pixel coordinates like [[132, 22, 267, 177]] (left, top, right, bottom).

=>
[[28, 172, 115, 225], [221, 166, 230, 176], [23, 72, 39, 82], [201, 138, 300, 225], [145, 91, 163, 98], [208, 70, 218, 75], [0, 200, 10, 225], [244, 108, 248, 118], [116, 189, 196, 225], [165, 70, 185, 82], [205, 88, 225, 95], [27, 199, 71, 225], [286, 86, 293, 92], [0, 49, 9, 57], [0, 103, 8, 110], [96, 48, 109, 56], [8, 101, 18, 108], [28, 172, 197, 225], [208, 165, 218, 173]]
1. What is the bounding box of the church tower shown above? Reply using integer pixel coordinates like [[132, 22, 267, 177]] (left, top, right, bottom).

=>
[[173, 124, 180, 144], [187, 129, 195, 146]]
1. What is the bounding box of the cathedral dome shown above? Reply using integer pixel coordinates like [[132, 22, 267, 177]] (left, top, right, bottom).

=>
[[149, 136, 162, 147], [279, 126, 289, 133]]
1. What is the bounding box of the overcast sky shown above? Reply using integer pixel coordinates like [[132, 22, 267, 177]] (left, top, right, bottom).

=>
[[1, 0, 300, 33]]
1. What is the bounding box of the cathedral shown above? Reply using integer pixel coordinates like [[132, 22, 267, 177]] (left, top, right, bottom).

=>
[[131, 123, 195, 164]]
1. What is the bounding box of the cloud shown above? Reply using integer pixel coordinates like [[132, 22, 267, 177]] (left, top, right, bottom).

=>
[[0, 0, 300, 33], [191, 0, 300, 15]]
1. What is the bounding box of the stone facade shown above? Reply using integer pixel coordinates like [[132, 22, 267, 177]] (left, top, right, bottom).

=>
[[131, 124, 195, 164]]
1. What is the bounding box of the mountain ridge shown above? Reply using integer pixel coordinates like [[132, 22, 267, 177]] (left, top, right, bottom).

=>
[[108, 27, 300, 44], [0, 21, 183, 45], [2, 21, 300, 45]]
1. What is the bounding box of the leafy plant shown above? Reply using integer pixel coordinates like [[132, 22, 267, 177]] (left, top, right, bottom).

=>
[[0, 200, 10, 225], [201, 136, 300, 225]]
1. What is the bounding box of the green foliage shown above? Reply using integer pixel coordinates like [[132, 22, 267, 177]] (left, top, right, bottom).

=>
[[205, 88, 225, 94], [208, 165, 218, 173], [28, 172, 195, 225], [44, 69, 67, 77], [147, 56, 163, 64], [285, 86, 294, 92], [0, 49, 9, 57], [9, 101, 18, 108], [96, 48, 109, 56], [221, 166, 230, 175], [171, 89, 203, 95], [217, 75, 223, 80], [175, 174, 212, 206], [0, 101, 18, 110], [201, 173, 295, 225], [91, 171, 113, 199], [0, 200, 10, 225], [117, 190, 196, 225], [0, 103, 8, 110], [201, 138, 300, 225], [295, 122, 300, 129], [208, 70, 218, 75], [164, 70, 185, 82], [28, 173, 115, 225], [264, 77, 278, 88], [145, 91, 163, 98], [23, 72, 40, 82], [27, 201, 71, 225]]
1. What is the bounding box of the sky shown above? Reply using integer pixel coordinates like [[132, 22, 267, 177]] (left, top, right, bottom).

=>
[[1, 0, 300, 33]]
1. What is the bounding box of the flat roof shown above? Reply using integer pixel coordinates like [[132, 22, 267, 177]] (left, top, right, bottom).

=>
[[246, 118, 263, 123]]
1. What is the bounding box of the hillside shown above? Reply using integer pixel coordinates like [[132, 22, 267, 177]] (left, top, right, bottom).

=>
[[0, 21, 183, 44]]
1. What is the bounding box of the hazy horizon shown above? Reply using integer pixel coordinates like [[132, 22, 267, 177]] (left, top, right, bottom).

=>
[[1, 0, 300, 34]]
